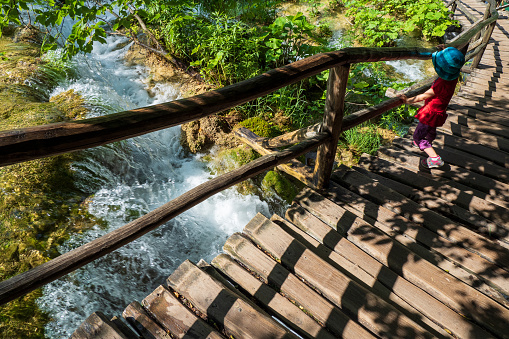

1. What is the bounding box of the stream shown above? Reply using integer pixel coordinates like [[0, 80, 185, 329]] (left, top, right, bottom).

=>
[[34, 35, 274, 338]]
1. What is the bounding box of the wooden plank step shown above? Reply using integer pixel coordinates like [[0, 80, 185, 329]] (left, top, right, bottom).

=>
[[123, 301, 173, 339], [331, 164, 509, 271], [282, 205, 497, 339], [320, 179, 509, 308], [450, 96, 507, 117], [439, 119, 509, 157], [357, 153, 509, 240], [370, 147, 509, 228], [470, 70, 506, 81], [166, 260, 297, 339], [459, 85, 509, 101], [268, 214, 451, 337], [356, 154, 509, 243], [295, 186, 509, 339], [445, 111, 509, 140], [392, 136, 509, 184], [378, 147, 509, 203], [241, 214, 433, 339], [222, 233, 375, 339], [71, 312, 139, 339], [447, 103, 509, 128], [141, 285, 224, 339], [467, 73, 509, 85], [322, 176, 509, 307], [211, 254, 337, 339], [464, 77, 509, 92], [407, 125, 509, 168], [457, 91, 509, 110]]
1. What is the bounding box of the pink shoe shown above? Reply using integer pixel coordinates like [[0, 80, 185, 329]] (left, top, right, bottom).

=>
[[421, 156, 444, 169]]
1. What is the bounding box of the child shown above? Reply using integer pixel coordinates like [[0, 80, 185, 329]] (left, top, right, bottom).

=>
[[399, 46, 465, 168]]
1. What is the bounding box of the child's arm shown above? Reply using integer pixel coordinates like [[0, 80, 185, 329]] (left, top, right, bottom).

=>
[[398, 87, 435, 104]]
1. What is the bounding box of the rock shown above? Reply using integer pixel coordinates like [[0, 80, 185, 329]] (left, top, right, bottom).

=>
[[13, 25, 44, 45]]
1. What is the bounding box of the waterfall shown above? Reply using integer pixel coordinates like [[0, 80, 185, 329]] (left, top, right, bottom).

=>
[[35, 35, 272, 338]]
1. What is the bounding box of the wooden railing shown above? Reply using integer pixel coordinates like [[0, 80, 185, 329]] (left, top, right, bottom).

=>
[[0, 0, 501, 305]]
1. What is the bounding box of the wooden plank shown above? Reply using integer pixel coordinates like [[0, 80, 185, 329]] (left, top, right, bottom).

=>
[[457, 91, 509, 109], [71, 311, 137, 339], [356, 154, 509, 242], [460, 84, 509, 101], [392, 135, 509, 184], [243, 214, 433, 339], [141, 285, 224, 339], [464, 79, 509, 96], [408, 124, 509, 168], [371, 146, 509, 226], [314, 64, 350, 189], [378, 147, 509, 208], [123, 301, 172, 339], [280, 206, 494, 339], [296, 186, 509, 338], [264, 123, 322, 149], [314, 179, 509, 307], [332, 164, 509, 270], [166, 260, 297, 339], [211, 254, 337, 339], [439, 119, 509, 153], [0, 133, 327, 306], [446, 111, 509, 140], [447, 103, 509, 128], [297, 184, 509, 305], [222, 233, 375, 339]]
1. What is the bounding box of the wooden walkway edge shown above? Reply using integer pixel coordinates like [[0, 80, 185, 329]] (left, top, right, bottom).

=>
[[72, 1, 509, 338]]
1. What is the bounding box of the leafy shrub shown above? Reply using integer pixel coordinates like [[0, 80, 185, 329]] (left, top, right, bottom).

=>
[[344, 0, 458, 46]]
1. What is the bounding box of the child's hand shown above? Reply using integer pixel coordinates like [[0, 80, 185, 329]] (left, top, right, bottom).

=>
[[398, 94, 408, 103]]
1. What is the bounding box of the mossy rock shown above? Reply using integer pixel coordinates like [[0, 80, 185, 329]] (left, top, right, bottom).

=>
[[262, 170, 298, 204], [236, 116, 281, 138]]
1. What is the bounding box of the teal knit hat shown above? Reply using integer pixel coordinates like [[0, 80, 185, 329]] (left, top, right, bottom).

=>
[[432, 47, 465, 81]]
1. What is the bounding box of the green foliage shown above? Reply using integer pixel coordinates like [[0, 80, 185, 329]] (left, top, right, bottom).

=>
[[0, 0, 154, 59], [344, 0, 458, 46], [262, 12, 326, 67], [163, 13, 264, 85], [341, 124, 382, 156]]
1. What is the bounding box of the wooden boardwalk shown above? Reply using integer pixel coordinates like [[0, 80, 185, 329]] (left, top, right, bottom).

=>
[[72, 1, 509, 338]]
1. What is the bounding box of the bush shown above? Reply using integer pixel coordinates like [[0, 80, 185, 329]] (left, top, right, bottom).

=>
[[344, 0, 458, 46]]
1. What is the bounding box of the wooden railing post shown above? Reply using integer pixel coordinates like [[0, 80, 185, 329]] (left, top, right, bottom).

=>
[[450, 0, 458, 20], [471, 0, 498, 69], [313, 64, 350, 189]]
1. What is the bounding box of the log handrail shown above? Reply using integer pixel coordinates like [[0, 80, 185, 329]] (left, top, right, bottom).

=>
[[0, 0, 498, 168], [0, 0, 500, 305]]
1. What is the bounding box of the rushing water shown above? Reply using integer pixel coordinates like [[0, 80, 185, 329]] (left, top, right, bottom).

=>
[[35, 36, 274, 338]]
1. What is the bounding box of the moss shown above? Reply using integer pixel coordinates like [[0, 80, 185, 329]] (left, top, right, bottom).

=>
[[205, 145, 261, 195], [0, 35, 101, 338], [237, 116, 281, 138], [261, 170, 298, 204]]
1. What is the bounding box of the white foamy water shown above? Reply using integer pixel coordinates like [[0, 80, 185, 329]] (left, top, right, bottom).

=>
[[386, 59, 429, 82], [36, 35, 272, 338]]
